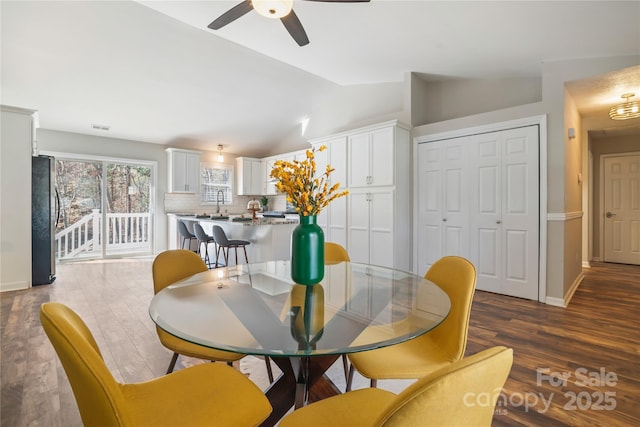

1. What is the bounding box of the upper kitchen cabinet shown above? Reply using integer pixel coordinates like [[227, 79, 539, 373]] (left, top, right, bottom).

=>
[[236, 157, 264, 196], [347, 122, 409, 188], [263, 157, 277, 195], [166, 148, 201, 193], [311, 136, 347, 189]]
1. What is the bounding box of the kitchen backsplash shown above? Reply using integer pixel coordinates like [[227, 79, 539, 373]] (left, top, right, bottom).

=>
[[164, 193, 287, 215]]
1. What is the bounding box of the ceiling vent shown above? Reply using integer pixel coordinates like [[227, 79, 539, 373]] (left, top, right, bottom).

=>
[[91, 123, 110, 131]]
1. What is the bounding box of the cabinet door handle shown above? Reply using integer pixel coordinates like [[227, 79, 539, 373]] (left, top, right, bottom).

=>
[[442, 218, 447, 222], [496, 220, 502, 224]]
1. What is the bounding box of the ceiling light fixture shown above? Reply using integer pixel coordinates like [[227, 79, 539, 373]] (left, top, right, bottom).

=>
[[217, 145, 224, 162], [609, 93, 640, 120], [253, 0, 293, 19]]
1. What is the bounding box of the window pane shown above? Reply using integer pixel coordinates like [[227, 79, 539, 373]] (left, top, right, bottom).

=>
[[201, 165, 233, 204]]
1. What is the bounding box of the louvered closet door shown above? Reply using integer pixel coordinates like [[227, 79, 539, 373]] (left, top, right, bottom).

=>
[[469, 126, 539, 300]]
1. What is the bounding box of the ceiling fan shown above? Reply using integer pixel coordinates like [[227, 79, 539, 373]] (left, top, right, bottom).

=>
[[207, 0, 371, 47]]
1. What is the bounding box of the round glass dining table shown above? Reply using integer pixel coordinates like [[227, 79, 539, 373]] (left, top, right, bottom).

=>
[[149, 260, 450, 426]]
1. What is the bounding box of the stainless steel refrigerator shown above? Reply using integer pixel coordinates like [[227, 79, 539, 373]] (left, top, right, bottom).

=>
[[32, 155, 57, 285]]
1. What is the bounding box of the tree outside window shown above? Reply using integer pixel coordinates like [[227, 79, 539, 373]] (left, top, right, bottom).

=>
[[201, 163, 233, 204]]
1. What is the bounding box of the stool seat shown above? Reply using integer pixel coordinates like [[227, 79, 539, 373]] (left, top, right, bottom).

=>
[[211, 225, 250, 268], [193, 223, 216, 268], [178, 221, 198, 251]]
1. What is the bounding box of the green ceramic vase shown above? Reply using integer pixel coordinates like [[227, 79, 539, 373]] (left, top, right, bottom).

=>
[[291, 215, 324, 285]]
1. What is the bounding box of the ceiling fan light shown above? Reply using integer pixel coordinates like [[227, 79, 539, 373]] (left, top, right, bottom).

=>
[[253, 0, 293, 19], [609, 93, 640, 120]]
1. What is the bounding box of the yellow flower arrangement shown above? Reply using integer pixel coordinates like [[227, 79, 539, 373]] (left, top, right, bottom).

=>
[[270, 145, 349, 216]]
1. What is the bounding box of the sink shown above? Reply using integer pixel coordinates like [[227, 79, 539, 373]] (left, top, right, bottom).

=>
[[210, 216, 229, 220]]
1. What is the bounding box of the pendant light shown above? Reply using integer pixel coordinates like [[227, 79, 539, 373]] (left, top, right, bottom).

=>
[[609, 93, 640, 120], [217, 145, 224, 162]]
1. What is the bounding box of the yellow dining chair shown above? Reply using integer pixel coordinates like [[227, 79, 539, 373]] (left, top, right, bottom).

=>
[[152, 249, 273, 383], [325, 241, 350, 265], [280, 346, 512, 427], [324, 242, 352, 379], [346, 256, 477, 390], [40, 302, 272, 427]]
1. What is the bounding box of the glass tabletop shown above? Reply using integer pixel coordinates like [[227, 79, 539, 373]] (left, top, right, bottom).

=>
[[149, 261, 451, 357]]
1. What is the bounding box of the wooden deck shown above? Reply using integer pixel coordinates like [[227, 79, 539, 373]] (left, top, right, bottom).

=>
[[1, 259, 638, 426]]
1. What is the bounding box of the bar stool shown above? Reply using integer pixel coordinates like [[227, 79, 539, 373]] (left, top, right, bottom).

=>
[[211, 225, 250, 268], [193, 223, 216, 268], [178, 221, 198, 251]]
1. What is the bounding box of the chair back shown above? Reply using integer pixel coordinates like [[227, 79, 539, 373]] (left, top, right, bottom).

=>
[[152, 249, 208, 294], [324, 242, 350, 264], [177, 221, 195, 239], [211, 225, 231, 246], [192, 223, 210, 241], [378, 346, 513, 427], [424, 256, 476, 362], [40, 302, 130, 427]]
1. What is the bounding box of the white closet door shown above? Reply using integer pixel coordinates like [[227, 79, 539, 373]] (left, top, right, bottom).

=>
[[470, 126, 539, 299], [416, 138, 469, 275]]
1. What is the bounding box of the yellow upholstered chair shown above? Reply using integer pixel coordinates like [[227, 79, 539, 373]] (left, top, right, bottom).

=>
[[325, 242, 350, 265], [40, 302, 272, 427], [347, 256, 477, 389], [324, 242, 351, 378], [152, 249, 273, 382], [280, 346, 512, 427]]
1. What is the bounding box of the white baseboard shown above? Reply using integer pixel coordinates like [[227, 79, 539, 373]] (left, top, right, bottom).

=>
[[0, 280, 30, 292], [545, 296, 566, 307], [582, 261, 591, 268], [545, 271, 585, 307]]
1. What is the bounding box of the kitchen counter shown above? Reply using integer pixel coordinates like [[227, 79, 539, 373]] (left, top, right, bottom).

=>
[[168, 214, 298, 263]]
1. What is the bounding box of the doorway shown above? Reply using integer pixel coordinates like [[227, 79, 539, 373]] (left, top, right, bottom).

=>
[[54, 156, 154, 260], [601, 153, 640, 265]]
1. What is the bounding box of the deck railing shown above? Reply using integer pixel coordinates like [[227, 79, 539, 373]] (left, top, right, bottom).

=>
[[55, 209, 151, 259]]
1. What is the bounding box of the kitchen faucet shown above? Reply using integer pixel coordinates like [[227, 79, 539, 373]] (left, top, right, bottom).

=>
[[216, 190, 224, 214]]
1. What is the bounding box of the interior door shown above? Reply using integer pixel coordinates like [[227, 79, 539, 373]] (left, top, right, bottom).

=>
[[469, 125, 539, 300], [603, 155, 640, 265]]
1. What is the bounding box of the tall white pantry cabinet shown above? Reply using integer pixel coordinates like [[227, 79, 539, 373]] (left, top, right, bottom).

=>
[[310, 120, 411, 272]]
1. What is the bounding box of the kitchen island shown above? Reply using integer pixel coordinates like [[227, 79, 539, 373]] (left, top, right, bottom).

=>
[[168, 214, 298, 264]]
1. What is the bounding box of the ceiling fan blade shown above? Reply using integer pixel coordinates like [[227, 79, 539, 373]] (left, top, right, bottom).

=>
[[207, 0, 254, 30], [281, 10, 309, 47]]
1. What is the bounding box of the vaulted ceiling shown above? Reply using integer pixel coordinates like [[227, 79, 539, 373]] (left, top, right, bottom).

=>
[[2, 1, 639, 156]]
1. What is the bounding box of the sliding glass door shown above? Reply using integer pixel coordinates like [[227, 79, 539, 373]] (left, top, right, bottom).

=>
[[54, 156, 153, 260]]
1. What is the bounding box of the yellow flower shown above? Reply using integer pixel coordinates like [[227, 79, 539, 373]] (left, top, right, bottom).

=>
[[270, 146, 348, 216]]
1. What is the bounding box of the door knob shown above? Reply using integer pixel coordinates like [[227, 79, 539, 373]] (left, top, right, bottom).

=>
[[605, 211, 616, 218]]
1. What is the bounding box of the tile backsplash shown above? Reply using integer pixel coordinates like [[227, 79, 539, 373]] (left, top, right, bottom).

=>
[[164, 193, 287, 215]]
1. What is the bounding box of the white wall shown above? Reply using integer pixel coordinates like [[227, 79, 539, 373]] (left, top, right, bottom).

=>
[[37, 129, 170, 254], [1, 106, 35, 291]]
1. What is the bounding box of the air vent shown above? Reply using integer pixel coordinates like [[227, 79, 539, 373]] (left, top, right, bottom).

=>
[[91, 123, 110, 131]]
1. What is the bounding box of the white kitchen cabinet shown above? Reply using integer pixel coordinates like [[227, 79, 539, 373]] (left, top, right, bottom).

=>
[[348, 126, 395, 188], [348, 188, 395, 268], [311, 120, 410, 272], [263, 157, 277, 195], [236, 157, 264, 195], [311, 137, 348, 246], [166, 148, 201, 193]]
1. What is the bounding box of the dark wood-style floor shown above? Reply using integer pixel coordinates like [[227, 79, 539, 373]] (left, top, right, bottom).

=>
[[1, 260, 638, 426]]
